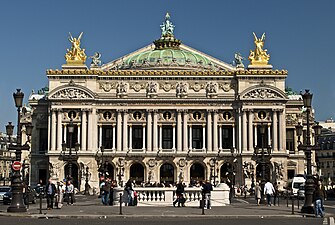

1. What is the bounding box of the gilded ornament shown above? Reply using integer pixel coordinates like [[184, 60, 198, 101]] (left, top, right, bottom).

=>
[[248, 32, 270, 66], [65, 32, 87, 65]]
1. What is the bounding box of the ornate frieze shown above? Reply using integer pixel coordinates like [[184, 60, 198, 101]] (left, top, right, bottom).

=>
[[176, 82, 188, 97], [206, 81, 218, 98], [242, 88, 283, 100], [99, 82, 114, 92], [49, 88, 93, 100], [116, 81, 129, 97], [146, 81, 158, 97]]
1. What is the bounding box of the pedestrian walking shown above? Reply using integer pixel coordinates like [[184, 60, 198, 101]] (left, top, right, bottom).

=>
[[65, 180, 75, 205], [264, 180, 275, 206], [255, 181, 262, 206], [124, 179, 134, 206], [173, 181, 185, 207], [45, 179, 56, 209], [313, 180, 326, 218], [101, 178, 111, 205], [202, 180, 213, 209]]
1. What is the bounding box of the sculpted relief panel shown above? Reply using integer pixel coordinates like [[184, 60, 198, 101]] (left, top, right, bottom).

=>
[[242, 88, 283, 100], [49, 88, 93, 99]]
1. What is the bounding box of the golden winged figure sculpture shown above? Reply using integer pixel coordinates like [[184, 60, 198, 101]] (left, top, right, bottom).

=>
[[65, 32, 87, 65], [248, 32, 270, 66]]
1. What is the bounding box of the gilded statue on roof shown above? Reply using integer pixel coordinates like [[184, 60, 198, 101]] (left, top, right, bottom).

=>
[[65, 32, 87, 64], [248, 32, 270, 66]]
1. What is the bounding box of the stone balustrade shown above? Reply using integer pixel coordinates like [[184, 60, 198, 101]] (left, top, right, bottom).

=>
[[113, 183, 230, 206]]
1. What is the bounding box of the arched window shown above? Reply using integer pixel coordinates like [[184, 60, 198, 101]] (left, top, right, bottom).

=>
[[130, 163, 144, 185], [190, 163, 205, 185], [160, 163, 174, 185]]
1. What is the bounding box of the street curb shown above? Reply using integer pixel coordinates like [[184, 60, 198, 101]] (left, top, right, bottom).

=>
[[0, 212, 304, 219]]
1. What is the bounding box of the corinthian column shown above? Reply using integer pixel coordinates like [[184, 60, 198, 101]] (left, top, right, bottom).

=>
[[117, 110, 122, 151], [123, 110, 128, 151], [248, 110, 254, 151], [177, 110, 182, 152], [207, 110, 212, 152], [183, 110, 188, 151], [213, 111, 218, 152], [51, 109, 56, 151], [242, 110, 247, 152], [279, 109, 286, 151], [272, 110, 278, 151], [153, 110, 158, 152], [146, 110, 152, 152], [57, 109, 63, 151], [81, 110, 87, 151]]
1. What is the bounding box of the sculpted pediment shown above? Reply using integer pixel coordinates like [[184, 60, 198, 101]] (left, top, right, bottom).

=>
[[49, 84, 95, 100], [240, 85, 287, 100]]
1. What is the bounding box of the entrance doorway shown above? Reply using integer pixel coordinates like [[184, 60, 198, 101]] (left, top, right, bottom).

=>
[[160, 163, 174, 185], [190, 163, 205, 185], [130, 163, 144, 185], [64, 163, 79, 188], [256, 163, 271, 182]]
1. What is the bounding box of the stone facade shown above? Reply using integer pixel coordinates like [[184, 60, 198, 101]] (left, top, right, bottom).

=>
[[27, 16, 317, 193]]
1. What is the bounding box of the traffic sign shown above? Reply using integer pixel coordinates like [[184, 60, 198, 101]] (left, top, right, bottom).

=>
[[12, 161, 22, 171]]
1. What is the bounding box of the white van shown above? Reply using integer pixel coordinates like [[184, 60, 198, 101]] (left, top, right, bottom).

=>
[[292, 176, 306, 196]]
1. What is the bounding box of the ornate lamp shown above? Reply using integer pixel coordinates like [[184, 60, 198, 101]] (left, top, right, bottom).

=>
[[13, 89, 24, 108]]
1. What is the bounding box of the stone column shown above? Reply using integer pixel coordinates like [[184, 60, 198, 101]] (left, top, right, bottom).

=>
[[57, 109, 63, 151], [87, 109, 93, 151], [92, 108, 98, 151], [213, 111, 218, 152], [99, 124, 103, 148], [238, 109, 242, 154], [272, 110, 278, 151], [63, 124, 67, 143], [159, 124, 163, 150], [146, 110, 152, 152], [77, 124, 81, 146], [112, 124, 116, 150], [189, 125, 192, 150], [153, 110, 158, 152], [123, 110, 128, 151], [142, 124, 146, 150], [81, 110, 87, 151], [117, 110, 122, 151], [248, 110, 254, 151], [172, 124, 176, 150], [51, 109, 57, 151], [254, 124, 258, 147], [219, 125, 222, 150], [207, 110, 212, 152], [177, 110, 182, 152], [242, 110, 247, 152], [267, 124, 271, 146], [183, 111, 188, 151], [279, 109, 286, 151], [202, 124, 206, 150], [129, 124, 132, 150]]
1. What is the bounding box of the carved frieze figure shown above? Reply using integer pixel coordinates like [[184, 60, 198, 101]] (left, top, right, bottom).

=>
[[146, 81, 158, 96], [50, 88, 92, 99], [234, 52, 245, 68], [206, 81, 218, 97], [274, 162, 284, 180], [243, 88, 280, 99], [90, 52, 101, 67], [116, 81, 128, 97], [242, 161, 251, 179], [248, 32, 270, 66], [65, 32, 87, 64], [176, 82, 188, 97]]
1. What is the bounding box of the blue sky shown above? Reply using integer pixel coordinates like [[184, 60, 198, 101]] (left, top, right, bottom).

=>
[[0, 0, 334, 131]]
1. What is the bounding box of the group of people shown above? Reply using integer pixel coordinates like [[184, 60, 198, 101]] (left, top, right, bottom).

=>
[[99, 177, 116, 205], [254, 180, 278, 206], [172, 180, 213, 209], [41, 178, 75, 210]]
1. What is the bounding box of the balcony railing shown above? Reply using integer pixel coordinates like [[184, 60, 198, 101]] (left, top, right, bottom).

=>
[[113, 185, 230, 206]]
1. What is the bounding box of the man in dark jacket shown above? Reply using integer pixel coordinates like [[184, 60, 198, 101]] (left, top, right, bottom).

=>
[[202, 180, 213, 209], [173, 182, 185, 207], [45, 178, 56, 209]]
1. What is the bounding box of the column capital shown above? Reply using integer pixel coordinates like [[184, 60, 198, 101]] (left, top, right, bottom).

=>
[[129, 124, 132, 127], [142, 123, 146, 127], [206, 109, 215, 113], [177, 109, 188, 113], [81, 108, 90, 112], [172, 123, 176, 127]]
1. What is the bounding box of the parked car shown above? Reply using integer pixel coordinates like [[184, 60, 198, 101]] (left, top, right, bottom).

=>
[[0, 186, 11, 202], [3, 186, 37, 205]]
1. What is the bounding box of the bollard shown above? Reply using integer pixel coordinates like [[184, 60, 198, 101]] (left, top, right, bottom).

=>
[[297, 194, 299, 209], [201, 193, 205, 215], [119, 193, 123, 215], [291, 197, 295, 214], [277, 194, 279, 206], [286, 191, 289, 207], [39, 192, 43, 214]]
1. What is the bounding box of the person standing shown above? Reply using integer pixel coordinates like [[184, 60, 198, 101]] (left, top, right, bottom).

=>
[[101, 178, 111, 205], [202, 180, 213, 209], [45, 179, 56, 209], [264, 180, 275, 206], [255, 181, 262, 206], [65, 180, 75, 205], [313, 180, 326, 218], [55, 181, 64, 209], [124, 179, 134, 206], [173, 181, 185, 207]]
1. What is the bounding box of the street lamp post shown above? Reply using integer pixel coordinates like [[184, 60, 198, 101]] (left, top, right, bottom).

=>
[[61, 119, 79, 190], [6, 89, 33, 213], [296, 89, 322, 214], [84, 166, 90, 195]]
